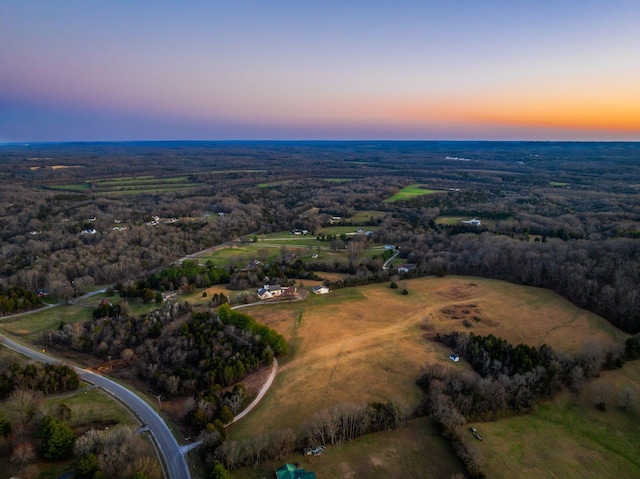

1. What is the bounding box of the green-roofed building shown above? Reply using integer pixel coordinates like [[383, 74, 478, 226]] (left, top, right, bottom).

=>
[[275, 463, 317, 479]]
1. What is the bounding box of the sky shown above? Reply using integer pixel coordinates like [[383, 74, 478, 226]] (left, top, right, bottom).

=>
[[1, 1, 640, 142]]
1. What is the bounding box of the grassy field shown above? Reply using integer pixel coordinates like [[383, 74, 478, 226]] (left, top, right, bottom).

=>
[[222, 276, 627, 477], [324, 178, 353, 183], [230, 417, 465, 479], [1, 305, 92, 341], [348, 210, 388, 223], [550, 181, 570, 187], [469, 360, 640, 478], [0, 295, 159, 344], [227, 277, 625, 441], [193, 226, 381, 266], [384, 183, 446, 202], [257, 180, 294, 188], [435, 215, 499, 229]]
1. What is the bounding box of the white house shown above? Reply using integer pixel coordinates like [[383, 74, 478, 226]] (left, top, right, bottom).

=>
[[462, 218, 482, 227], [257, 288, 273, 300], [449, 353, 460, 362], [312, 285, 330, 295]]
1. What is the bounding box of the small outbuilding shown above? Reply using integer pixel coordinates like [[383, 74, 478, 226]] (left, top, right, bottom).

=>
[[312, 285, 330, 295], [275, 463, 316, 479], [449, 353, 460, 362]]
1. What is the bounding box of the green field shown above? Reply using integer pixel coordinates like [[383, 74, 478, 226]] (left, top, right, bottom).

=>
[[257, 180, 294, 188], [471, 361, 640, 478], [49, 183, 91, 191], [1, 305, 91, 341], [550, 181, 570, 187], [0, 295, 158, 343], [348, 210, 387, 223], [324, 178, 353, 183], [384, 184, 446, 202], [194, 226, 380, 266]]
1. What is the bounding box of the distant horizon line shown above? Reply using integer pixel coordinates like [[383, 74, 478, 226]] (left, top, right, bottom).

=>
[[2, 139, 639, 145]]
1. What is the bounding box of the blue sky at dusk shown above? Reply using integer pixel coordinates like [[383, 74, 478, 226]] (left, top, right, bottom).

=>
[[1, 1, 639, 141]]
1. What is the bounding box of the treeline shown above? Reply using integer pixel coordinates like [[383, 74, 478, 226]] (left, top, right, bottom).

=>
[[75, 425, 161, 479], [227, 258, 321, 291], [217, 304, 287, 355], [146, 259, 230, 290], [0, 362, 79, 398], [384, 231, 640, 334], [201, 401, 404, 472], [0, 286, 42, 315]]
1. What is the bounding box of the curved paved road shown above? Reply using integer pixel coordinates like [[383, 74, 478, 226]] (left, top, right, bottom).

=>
[[0, 335, 189, 479]]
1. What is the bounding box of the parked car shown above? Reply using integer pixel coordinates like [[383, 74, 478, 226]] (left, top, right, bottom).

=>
[[470, 427, 483, 441]]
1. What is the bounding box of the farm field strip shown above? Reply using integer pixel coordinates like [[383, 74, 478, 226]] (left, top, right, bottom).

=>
[[48, 175, 203, 194], [384, 183, 447, 202]]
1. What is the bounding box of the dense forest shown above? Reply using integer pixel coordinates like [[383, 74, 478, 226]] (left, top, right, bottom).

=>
[[2, 141, 640, 333]]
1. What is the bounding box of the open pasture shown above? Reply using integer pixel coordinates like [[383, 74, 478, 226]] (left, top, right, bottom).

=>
[[228, 276, 625, 440], [347, 210, 388, 223], [469, 360, 640, 479], [1, 305, 91, 341], [257, 180, 294, 188], [384, 183, 446, 202], [195, 226, 380, 266]]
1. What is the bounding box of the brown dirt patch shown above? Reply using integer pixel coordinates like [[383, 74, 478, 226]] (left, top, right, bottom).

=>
[[240, 365, 275, 400], [316, 272, 348, 282], [436, 282, 479, 300]]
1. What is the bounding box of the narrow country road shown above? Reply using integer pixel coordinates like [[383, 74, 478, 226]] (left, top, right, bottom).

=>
[[228, 358, 278, 425], [382, 247, 400, 270]]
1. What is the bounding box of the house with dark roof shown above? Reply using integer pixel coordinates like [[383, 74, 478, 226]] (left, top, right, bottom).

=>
[[275, 463, 316, 479]]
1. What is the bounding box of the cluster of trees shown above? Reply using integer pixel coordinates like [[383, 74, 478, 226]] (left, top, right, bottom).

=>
[[52, 300, 277, 396], [75, 425, 161, 479], [0, 286, 42, 315], [187, 383, 248, 433], [217, 304, 287, 356], [146, 259, 230, 291], [227, 257, 321, 291], [0, 386, 158, 479], [0, 362, 79, 398], [417, 332, 631, 478], [201, 401, 404, 472], [38, 415, 76, 459]]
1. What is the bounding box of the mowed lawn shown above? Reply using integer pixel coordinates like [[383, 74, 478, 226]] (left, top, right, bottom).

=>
[[384, 183, 446, 202], [228, 276, 625, 441], [468, 360, 640, 479]]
